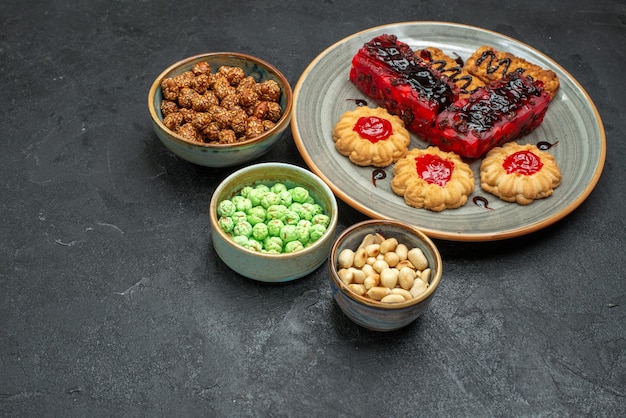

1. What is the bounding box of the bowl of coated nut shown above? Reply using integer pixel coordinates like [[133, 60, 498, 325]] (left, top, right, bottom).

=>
[[148, 53, 293, 167], [209, 162, 338, 282], [328, 219, 443, 332]]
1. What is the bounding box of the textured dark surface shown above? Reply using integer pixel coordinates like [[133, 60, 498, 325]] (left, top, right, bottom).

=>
[[1, 1, 625, 416]]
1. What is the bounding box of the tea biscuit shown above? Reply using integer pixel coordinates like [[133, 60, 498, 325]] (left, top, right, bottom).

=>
[[333, 106, 410, 167], [391, 146, 475, 212], [465, 45, 559, 99], [416, 46, 485, 97], [480, 142, 562, 205]]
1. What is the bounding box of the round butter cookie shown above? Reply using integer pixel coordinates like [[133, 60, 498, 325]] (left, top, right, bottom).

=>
[[480, 142, 562, 205], [391, 146, 475, 212], [333, 106, 410, 167]]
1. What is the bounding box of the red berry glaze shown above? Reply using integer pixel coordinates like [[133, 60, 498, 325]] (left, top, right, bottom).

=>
[[415, 154, 454, 187], [429, 71, 551, 159], [503, 150, 543, 175], [353, 116, 393, 143]]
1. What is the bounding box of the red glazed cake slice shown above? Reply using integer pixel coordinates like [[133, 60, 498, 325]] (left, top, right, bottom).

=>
[[349, 34, 459, 138], [428, 71, 551, 159]]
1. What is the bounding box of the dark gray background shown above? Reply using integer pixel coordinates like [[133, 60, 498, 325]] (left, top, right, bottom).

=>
[[1, 1, 624, 416]]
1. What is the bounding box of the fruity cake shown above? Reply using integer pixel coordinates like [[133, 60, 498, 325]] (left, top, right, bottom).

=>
[[429, 71, 552, 159], [349, 35, 558, 159], [349, 34, 458, 139]]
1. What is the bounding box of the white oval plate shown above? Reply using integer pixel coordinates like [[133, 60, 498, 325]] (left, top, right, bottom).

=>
[[291, 22, 605, 241]]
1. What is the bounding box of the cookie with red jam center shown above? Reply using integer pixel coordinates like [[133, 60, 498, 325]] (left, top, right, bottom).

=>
[[480, 142, 562, 205]]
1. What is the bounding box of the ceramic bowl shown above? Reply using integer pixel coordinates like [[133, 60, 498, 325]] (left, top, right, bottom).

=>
[[148, 52, 293, 167], [209, 162, 338, 282], [328, 219, 442, 331]]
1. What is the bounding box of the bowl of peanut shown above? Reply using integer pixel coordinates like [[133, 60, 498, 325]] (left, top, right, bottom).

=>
[[209, 162, 338, 282], [328, 219, 443, 331], [148, 52, 293, 167]]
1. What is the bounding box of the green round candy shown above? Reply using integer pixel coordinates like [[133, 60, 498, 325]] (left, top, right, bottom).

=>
[[217, 200, 236, 218], [288, 202, 302, 215], [300, 203, 317, 221], [232, 235, 248, 246], [278, 190, 292, 206], [266, 204, 287, 221], [248, 187, 268, 206], [267, 219, 284, 236], [252, 222, 269, 241], [284, 210, 300, 225], [297, 219, 312, 228], [233, 221, 253, 237], [260, 192, 281, 209], [239, 186, 254, 198], [280, 224, 298, 243], [295, 221, 311, 245], [231, 211, 247, 224], [271, 183, 287, 194], [284, 240, 304, 253], [246, 206, 267, 226], [244, 238, 263, 252], [223, 181, 328, 254], [311, 214, 330, 228], [263, 236, 283, 253], [232, 195, 252, 212], [311, 203, 324, 215], [309, 224, 327, 242], [289, 186, 309, 203], [218, 216, 235, 233]]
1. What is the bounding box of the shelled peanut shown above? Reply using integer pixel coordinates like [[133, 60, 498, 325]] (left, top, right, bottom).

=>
[[337, 233, 431, 304]]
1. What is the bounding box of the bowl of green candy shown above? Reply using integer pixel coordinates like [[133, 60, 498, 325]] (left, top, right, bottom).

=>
[[209, 162, 338, 282]]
